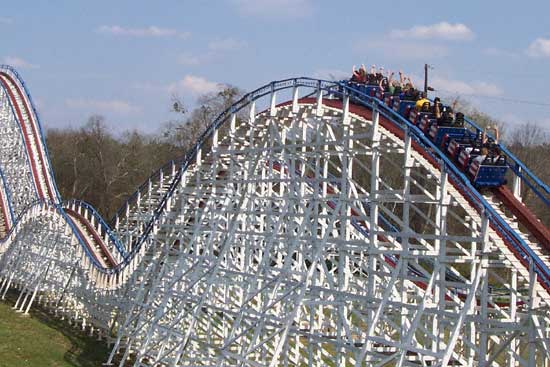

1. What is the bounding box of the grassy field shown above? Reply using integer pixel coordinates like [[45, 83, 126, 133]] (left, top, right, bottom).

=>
[[0, 298, 110, 366]]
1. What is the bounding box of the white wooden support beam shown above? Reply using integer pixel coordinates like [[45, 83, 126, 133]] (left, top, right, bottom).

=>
[[249, 101, 256, 124], [315, 81, 323, 117], [509, 268, 518, 367], [528, 262, 539, 367], [434, 165, 450, 352], [342, 92, 350, 123], [400, 129, 413, 340], [196, 148, 202, 167], [292, 84, 299, 114], [512, 166, 522, 200], [479, 213, 490, 366], [213, 126, 219, 149], [269, 85, 277, 117], [366, 102, 380, 362], [371, 102, 380, 142]]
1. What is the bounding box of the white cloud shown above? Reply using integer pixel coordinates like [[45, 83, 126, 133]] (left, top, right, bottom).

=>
[[65, 99, 141, 115], [389, 22, 474, 41], [208, 38, 247, 52], [96, 25, 191, 39], [0, 17, 13, 25], [231, 0, 312, 18], [526, 38, 550, 58], [431, 77, 503, 97], [3, 56, 39, 69], [169, 75, 223, 96]]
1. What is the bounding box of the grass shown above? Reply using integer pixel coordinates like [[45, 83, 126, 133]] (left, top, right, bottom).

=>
[[0, 296, 111, 367]]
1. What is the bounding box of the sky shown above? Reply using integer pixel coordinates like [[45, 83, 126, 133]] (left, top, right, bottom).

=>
[[1, 0, 549, 136]]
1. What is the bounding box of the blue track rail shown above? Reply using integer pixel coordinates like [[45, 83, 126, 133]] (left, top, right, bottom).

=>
[[0, 72, 548, 289], [0, 65, 62, 204], [339, 81, 550, 289], [461, 112, 549, 205]]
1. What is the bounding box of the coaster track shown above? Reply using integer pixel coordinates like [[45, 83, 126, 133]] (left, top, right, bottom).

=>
[[0, 65, 550, 366]]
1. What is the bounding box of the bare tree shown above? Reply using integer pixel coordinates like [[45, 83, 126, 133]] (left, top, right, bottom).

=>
[[160, 85, 245, 154], [509, 122, 548, 146]]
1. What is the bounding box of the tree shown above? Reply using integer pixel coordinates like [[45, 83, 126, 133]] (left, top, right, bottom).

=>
[[509, 122, 547, 146], [160, 85, 245, 155], [451, 97, 507, 139], [506, 122, 550, 224], [44, 90, 550, 227]]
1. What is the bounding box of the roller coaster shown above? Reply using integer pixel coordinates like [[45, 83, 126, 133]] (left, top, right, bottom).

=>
[[1, 64, 550, 366]]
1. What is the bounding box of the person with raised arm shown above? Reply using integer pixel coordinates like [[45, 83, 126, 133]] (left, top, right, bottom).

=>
[[379, 71, 396, 94], [474, 125, 500, 164], [487, 125, 499, 143], [359, 64, 367, 83], [408, 77, 417, 91], [376, 67, 384, 83], [351, 65, 361, 82], [388, 71, 397, 94]]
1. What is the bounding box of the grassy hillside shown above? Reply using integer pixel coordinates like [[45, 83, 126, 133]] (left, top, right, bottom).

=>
[[0, 300, 110, 366]]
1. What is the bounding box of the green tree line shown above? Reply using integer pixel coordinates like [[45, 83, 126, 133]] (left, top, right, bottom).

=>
[[46, 86, 243, 219], [45, 91, 550, 225]]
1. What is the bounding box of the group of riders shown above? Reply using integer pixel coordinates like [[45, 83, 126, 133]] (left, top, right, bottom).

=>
[[349, 64, 502, 166]]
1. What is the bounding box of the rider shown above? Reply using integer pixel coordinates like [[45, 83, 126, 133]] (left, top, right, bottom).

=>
[[379, 71, 396, 94], [415, 92, 430, 111], [473, 125, 500, 164], [454, 112, 465, 127], [433, 97, 442, 120], [351, 65, 361, 82], [351, 64, 367, 83]]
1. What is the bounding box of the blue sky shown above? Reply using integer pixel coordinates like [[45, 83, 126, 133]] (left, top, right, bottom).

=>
[[1, 0, 549, 135]]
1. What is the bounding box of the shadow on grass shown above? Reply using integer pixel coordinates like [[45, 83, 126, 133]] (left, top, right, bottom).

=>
[[2, 291, 111, 367]]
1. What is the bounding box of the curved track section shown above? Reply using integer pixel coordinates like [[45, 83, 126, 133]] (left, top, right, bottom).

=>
[[0, 66, 549, 366]]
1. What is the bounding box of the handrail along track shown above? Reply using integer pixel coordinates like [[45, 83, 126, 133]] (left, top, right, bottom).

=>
[[0, 70, 548, 285]]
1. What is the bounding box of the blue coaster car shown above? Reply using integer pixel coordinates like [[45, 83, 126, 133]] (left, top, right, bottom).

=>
[[392, 98, 400, 113], [349, 83, 378, 97], [383, 94, 395, 108], [393, 99, 416, 117], [418, 116, 435, 133], [375, 89, 395, 106], [408, 109, 420, 124], [428, 125, 470, 148], [469, 155, 508, 187], [409, 106, 435, 126], [336, 80, 349, 97], [364, 84, 379, 96], [447, 134, 478, 162]]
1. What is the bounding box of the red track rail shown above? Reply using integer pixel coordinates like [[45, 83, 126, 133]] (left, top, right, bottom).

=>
[[285, 97, 550, 293], [0, 72, 55, 201], [1, 72, 119, 266], [0, 187, 10, 234], [1, 73, 120, 267], [0, 74, 46, 199], [270, 155, 522, 307], [493, 186, 550, 249], [64, 208, 117, 268]]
